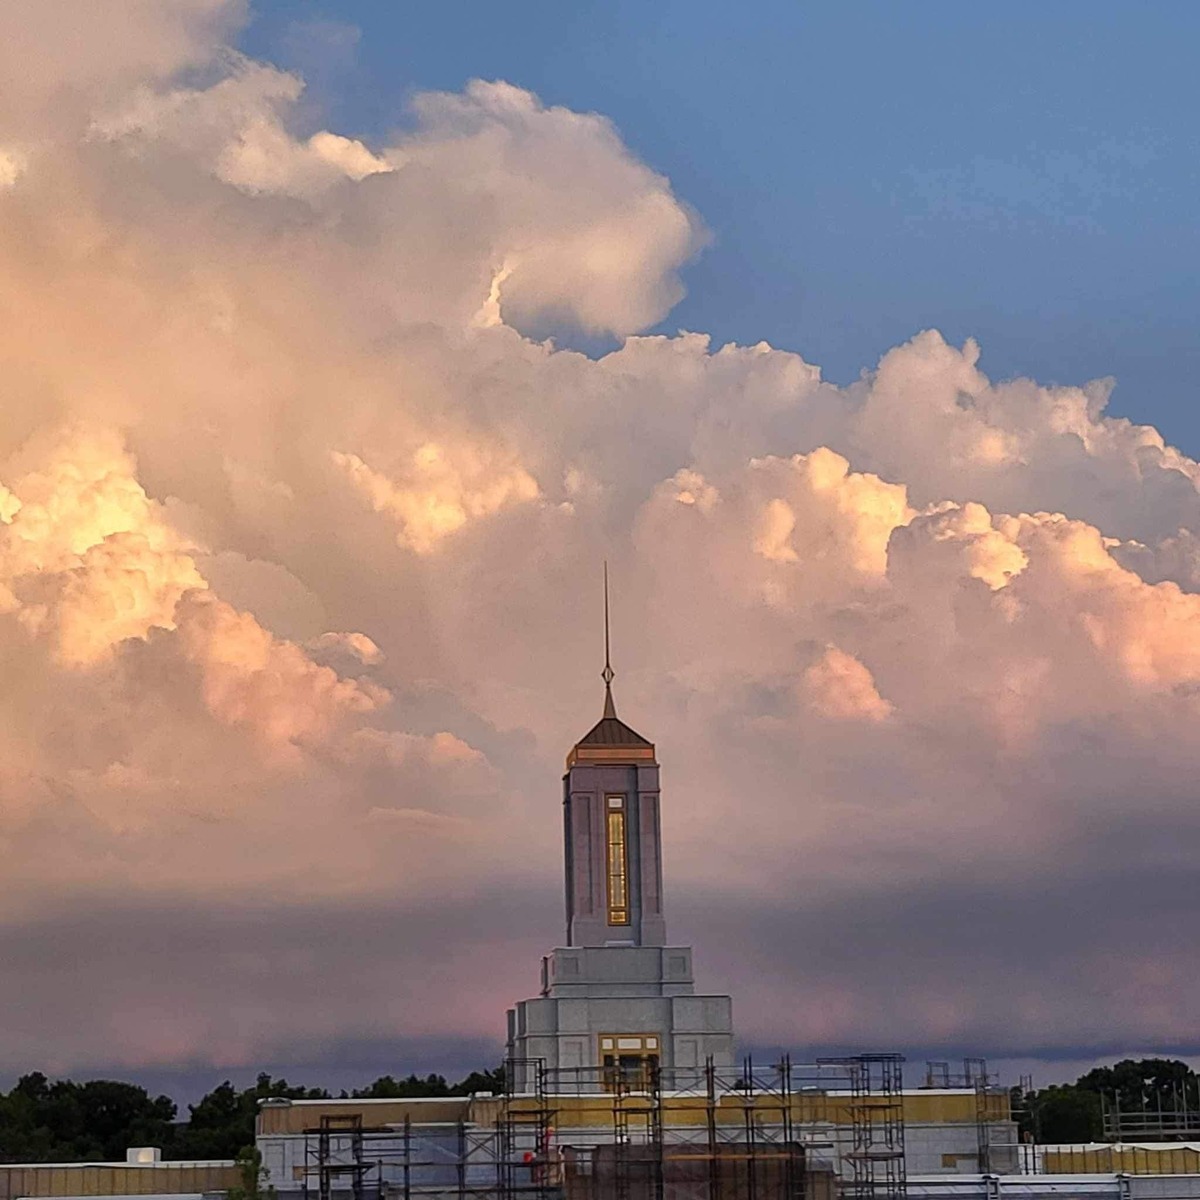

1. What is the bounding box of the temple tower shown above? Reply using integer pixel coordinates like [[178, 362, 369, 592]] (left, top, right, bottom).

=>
[[563, 640, 665, 949], [506, 574, 735, 1090]]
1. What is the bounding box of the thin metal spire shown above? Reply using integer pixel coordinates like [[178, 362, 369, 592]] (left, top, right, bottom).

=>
[[602, 561, 616, 718]]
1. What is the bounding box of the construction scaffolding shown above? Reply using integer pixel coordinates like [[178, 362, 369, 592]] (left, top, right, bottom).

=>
[[920, 1059, 1018, 1176], [971, 1065, 995, 1175], [294, 1057, 900, 1200], [819, 1056, 905, 1200], [497, 1061, 559, 1200], [1101, 1082, 1200, 1142], [314, 1114, 370, 1200], [544, 1055, 841, 1200]]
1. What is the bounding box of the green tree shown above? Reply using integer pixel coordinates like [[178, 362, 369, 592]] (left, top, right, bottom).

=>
[[77, 1081, 177, 1159], [352, 1074, 450, 1099], [0, 1062, 509, 1165], [0, 1075, 177, 1163], [175, 1075, 329, 1160], [1016, 1058, 1200, 1145], [1076, 1058, 1198, 1117], [227, 1146, 276, 1200], [450, 1066, 505, 1096], [1027, 1084, 1103, 1144]]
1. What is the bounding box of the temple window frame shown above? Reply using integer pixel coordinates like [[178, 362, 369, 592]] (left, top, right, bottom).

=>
[[605, 793, 629, 925]]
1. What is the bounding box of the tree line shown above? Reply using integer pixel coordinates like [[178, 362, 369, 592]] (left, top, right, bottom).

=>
[[1016, 1058, 1200, 1144], [0, 1067, 504, 1163], [4, 1057, 1197, 1163]]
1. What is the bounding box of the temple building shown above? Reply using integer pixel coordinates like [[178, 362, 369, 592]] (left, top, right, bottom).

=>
[[505, 629, 735, 1090]]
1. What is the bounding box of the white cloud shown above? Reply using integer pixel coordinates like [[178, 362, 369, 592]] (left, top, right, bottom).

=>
[[332, 443, 541, 554], [804, 646, 893, 722]]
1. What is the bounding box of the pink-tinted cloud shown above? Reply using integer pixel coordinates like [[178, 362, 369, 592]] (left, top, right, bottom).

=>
[[1, 1, 1199, 1080]]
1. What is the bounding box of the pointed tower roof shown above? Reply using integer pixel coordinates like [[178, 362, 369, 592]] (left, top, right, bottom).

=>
[[567, 564, 656, 768]]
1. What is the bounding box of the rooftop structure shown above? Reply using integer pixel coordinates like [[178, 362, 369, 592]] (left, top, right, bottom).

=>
[[0, 1156, 239, 1200]]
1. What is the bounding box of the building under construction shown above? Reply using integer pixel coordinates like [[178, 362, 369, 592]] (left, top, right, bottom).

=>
[[254, 1053, 1021, 1200], [250, 642, 1017, 1200]]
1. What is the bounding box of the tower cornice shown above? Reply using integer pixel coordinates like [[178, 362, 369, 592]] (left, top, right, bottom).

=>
[[566, 741, 657, 768]]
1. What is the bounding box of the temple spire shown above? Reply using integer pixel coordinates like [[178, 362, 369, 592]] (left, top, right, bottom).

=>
[[602, 561, 617, 718], [567, 562, 654, 767]]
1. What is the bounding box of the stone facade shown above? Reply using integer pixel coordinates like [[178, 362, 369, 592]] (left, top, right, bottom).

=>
[[563, 761, 665, 948]]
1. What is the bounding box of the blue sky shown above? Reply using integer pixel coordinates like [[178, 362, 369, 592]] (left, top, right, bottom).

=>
[[241, 0, 1200, 451]]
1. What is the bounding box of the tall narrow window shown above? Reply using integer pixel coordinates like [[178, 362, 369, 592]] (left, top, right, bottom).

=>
[[606, 795, 628, 925]]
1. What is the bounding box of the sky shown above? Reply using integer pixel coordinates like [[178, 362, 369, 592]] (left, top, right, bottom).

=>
[[240, 2, 1200, 450], [1, 0, 1200, 1104]]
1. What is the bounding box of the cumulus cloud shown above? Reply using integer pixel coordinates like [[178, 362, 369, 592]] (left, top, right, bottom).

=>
[[0, 0, 242, 131], [2, 1, 1200, 1080], [804, 646, 894, 722], [93, 58, 394, 198], [0, 426, 204, 664], [332, 442, 541, 554]]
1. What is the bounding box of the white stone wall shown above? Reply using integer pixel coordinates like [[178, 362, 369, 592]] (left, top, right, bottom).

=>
[[507, 988, 735, 1082]]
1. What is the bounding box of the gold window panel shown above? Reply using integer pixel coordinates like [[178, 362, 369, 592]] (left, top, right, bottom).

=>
[[598, 1033, 661, 1092], [606, 794, 628, 925]]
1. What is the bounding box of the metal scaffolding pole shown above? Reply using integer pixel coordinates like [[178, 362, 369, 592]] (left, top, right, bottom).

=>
[[819, 1054, 906, 1200]]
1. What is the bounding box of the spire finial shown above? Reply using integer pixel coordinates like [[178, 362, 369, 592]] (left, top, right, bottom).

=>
[[602, 561, 616, 718]]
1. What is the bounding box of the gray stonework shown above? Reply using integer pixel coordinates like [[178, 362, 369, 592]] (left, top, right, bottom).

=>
[[507, 989, 734, 1077], [564, 761, 665, 948], [542, 946, 695, 997]]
